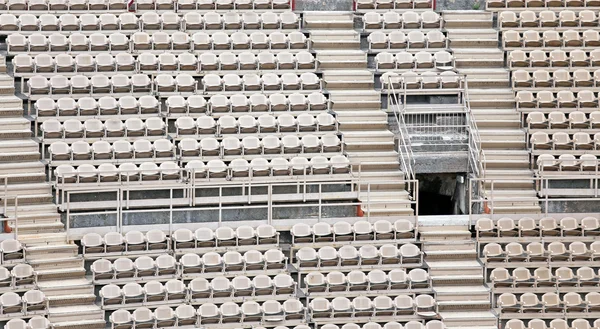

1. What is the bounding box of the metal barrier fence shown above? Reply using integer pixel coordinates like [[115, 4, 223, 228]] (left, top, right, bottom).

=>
[[62, 178, 419, 240], [469, 176, 600, 217]]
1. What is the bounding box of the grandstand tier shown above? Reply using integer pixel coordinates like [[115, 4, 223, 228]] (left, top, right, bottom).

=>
[[0, 1, 599, 329]]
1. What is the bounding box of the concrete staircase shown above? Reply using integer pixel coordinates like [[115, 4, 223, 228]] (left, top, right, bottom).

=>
[[0, 56, 105, 329], [446, 11, 541, 214], [420, 225, 496, 329], [305, 13, 414, 216]]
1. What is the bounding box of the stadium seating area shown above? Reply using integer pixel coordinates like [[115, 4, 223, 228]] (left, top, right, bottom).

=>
[[0, 0, 599, 329]]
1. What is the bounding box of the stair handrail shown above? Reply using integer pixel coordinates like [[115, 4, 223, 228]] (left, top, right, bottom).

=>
[[464, 78, 485, 179], [386, 76, 416, 182]]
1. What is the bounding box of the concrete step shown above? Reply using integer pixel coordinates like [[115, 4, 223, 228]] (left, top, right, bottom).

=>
[[0, 96, 23, 110], [48, 294, 97, 307], [343, 131, 394, 143], [443, 11, 493, 29], [51, 320, 106, 329], [26, 243, 77, 260], [310, 30, 359, 50], [16, 231, 67, 246], [38, 278, 94, 297], [345, 140, 395, 151], [317, 50, 367, 69], [3, 193, 53, 205], [48, 305, 105, 324], [304, 12, 354, 29], [453, 49, 504, 68], [427, 260, 482, 277], [324, 70, 374, 90], [432, 274, 484, 285], [438, 300, 491, 311], [9, 221, 63, 234], [440, 311, 497, 327]]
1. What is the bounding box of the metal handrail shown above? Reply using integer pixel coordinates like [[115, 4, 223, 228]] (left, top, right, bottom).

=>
[[470, 176, 600, 217], [386, 76, 416, 182], [463, 78, 486, 179]]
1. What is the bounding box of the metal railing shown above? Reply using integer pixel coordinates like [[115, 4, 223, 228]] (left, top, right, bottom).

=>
[[61, 178, 419, 240], [469, 176, 600, 216], [0, 176, 20, 238], [386, 76, 415, 182], [463, 78, 485, 179]]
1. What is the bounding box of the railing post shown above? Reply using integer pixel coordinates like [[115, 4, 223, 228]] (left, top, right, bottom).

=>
[[267, 184, 272, 224], [66, 192, 70, 243], [169, 188, 173, 236], [13, 197, 18, 240], [318, 183, 322, 221], [367, 183, 371, 219]]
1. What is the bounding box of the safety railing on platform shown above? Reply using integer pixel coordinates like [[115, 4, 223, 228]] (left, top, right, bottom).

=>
[[386, 76, 415, 182], [469, 176, 600, 217], [60, 178, 419, 240]]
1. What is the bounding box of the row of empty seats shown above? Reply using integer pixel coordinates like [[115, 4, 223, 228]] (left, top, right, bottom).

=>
[[167, 93, 328, 114], [174, 113, 337, 135], [499, 10, 600, 28], [368, 30, 447, 50], [483, 241, 600, 262], [7, 31, 309, 53], [530, 131, 600, 150], [27, 74, 162, 94], [179, 135, 342, 156], [28, 72, 322, 95], [0, 11, 300, 31], [516, 90, 600, 108], [490, 266, 600, 288], [5, 317, 49, 329], [291, 220, 415, 243], [527, 111, 600, 128], [503, 30, 600, 48], [304, 268, 430, 292], [296, 244, 422, 268], [309, 295, 436, 318], [375, 51, 454, 70], [92, 250, 286, 280], [100, 274, 295, 305], [487, 0, 599, 9], [55, 156, 351, 182], [512, 69, 600, 88], [356, 0, 433, 9], [505, 319, 600, 329], [0, 0, 292, 11], [109, 299, 303, 327], [0, 291, 46, 315], [13, 51, 316, 74], [536, 153, 600, 171], [508, 49, 600, 68], [476, 216, 600, 238], [498, 292, 600, 313], [362, 11, 441, 29], [0, 264, 35, 288], [320, 322, 443, 329], [381, 71, 462, 90], [82, 229, 169, 254], [34, 93, 327, 117], [83, 225, 277, 254], [36, 96, 159, 117], [42, 118, 166, 139], [49, 135, 343, 162]]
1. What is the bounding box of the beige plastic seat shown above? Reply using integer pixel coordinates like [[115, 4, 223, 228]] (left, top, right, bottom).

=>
[[503, 30, 522, 48], [368, 31, 388, 49]]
